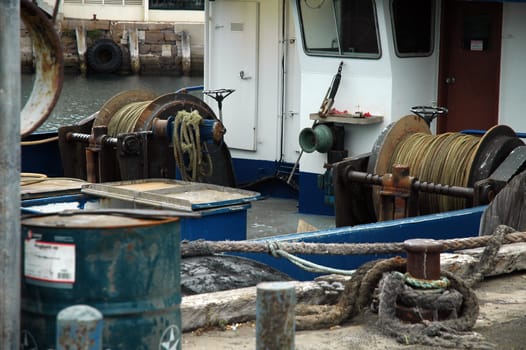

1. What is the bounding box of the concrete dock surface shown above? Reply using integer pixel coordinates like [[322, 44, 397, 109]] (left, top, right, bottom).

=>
[[182, 197, 526, 349], [182, 271, 526, 349]]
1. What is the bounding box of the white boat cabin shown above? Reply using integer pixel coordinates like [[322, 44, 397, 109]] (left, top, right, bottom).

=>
[[204, 0, 525, 215]]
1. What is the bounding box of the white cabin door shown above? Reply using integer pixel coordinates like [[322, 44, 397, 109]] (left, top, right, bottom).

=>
[[208, 1, 259, 151]]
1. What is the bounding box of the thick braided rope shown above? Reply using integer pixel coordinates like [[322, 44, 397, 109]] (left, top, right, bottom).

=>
[[295, 257, 406, 330], [172, 110, 213, 181], [180, 231, 526, 257], [377, 270, 495, 349]]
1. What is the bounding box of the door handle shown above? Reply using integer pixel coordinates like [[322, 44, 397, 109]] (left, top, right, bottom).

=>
[[239, 70, 252, 80], [445, 77, 456, 85]]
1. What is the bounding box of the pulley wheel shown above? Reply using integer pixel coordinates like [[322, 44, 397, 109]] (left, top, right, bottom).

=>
[[134, 92, 218, 131], [468, 125, 524, 187], [367, 115, 431, 218], [93, 89, 157, 128], [20, 0, 64, 137]]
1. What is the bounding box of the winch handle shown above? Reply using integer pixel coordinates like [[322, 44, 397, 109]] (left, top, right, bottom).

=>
[[203, 88, 235, 122], [410, 106, 448, 125]]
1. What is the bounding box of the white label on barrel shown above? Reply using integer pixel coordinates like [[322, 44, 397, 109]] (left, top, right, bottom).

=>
[[24, 237, 76, 285]]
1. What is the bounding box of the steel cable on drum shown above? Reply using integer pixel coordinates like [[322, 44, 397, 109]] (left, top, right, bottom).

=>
[[106, 101, 150, 136], [390, 132, 480, 214]]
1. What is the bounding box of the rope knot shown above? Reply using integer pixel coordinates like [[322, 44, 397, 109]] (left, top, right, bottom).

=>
[[267, 240, 281, 258]]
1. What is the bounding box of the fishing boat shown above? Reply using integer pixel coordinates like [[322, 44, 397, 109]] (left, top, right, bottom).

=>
[[22, 0, 526, 214], [10, 0, 526, 349]]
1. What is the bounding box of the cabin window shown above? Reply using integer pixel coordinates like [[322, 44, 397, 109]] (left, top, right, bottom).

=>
[[149, 0, 204, 10], [298, 0, 381, 58], [391, 0, 434, 57]]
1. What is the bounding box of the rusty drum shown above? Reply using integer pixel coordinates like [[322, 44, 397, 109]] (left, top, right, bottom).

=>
[[21, 213, 181, 350]]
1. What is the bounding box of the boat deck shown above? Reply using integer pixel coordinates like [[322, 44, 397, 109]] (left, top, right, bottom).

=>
[[246, 197, 335, 239]]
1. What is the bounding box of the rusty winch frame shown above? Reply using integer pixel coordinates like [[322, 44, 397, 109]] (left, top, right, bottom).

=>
[[57, 90, 235, 187], [333, 115, 526, 227]]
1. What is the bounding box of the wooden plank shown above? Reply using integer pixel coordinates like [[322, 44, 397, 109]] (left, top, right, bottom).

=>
[[181, 281, 325, 332], [441, 242, 526, 277], [21, 178, 87, 200], [309, 113, 383, 125]]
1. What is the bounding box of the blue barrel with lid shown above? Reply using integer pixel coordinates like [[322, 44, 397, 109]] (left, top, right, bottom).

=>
[[21, 213, 181, 350]]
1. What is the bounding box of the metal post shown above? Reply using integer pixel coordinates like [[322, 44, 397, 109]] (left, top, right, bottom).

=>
[[256, 282, 296, 350], [56, 305, 103, 350], [0, 1, 21, 349], [404, 238, 443, 280]]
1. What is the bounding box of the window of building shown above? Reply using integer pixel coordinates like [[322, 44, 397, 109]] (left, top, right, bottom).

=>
[[391, 0, 434, 57], [64, 0, 143, 4], [149, 0, 204, 10], [298, 0, 381, 59]]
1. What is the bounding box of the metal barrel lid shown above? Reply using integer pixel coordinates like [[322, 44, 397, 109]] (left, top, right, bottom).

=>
[[22, 213, 178, 229]]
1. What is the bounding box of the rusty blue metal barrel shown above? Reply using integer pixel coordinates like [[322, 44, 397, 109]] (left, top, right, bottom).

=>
[[56, 305, 103, 350], [20, 213, 181, 350]]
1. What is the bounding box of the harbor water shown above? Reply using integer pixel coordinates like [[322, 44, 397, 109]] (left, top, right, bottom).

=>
[[22, 74, 204, 132]]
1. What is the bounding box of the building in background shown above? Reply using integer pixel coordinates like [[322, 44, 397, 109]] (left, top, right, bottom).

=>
[[25, 0, 205, 75], [39, 0, 204, 22]]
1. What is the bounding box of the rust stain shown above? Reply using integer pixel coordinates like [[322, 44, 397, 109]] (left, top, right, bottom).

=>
[[20, 0, 64, 137]]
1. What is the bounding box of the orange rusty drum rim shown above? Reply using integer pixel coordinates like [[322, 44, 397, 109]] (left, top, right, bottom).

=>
[[93, 89, 158, 128], [22, 213, 178, 229], [134, 92, 219, 131], [367, 115, 431, 219]]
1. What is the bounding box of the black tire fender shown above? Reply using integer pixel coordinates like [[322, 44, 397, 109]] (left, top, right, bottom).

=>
[[86, 39, 123, 73]]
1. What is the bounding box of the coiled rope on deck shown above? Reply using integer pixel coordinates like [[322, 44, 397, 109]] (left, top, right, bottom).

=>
[[293, 226, 515, 348], [173, 110, 213, 182], [390, 132, 480, 213]]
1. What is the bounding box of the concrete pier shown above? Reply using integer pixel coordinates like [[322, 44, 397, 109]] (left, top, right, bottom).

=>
[[21, 18, 203, 76]]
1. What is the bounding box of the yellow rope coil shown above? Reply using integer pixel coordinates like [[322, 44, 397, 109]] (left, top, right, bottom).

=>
[[390, 132, 480, 213], [172, 110, 213, 182], [20, 172, 48, 186]]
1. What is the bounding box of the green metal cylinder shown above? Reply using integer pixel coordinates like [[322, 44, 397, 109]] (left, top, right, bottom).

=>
[[21, 213, 181, 350], [299, 124, 334, 153]]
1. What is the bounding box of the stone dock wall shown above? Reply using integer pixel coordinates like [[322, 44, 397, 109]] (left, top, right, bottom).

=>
[[21, 18, 204, 76]]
